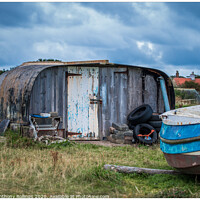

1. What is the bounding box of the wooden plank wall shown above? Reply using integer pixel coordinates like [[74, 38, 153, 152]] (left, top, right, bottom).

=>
[[99, 67, 165, 138], [127, 68, 143, 114], [29, 66, 67, 129], [144, 75, 157, 112], [30, 65, 165, 138]]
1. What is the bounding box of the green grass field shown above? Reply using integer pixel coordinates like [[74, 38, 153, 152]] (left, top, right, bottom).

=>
[[1, 130, 200, 198]]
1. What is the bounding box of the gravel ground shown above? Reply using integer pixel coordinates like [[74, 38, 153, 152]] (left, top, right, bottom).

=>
[[76, 140, 133, 147], [0, 135, 132, 147]]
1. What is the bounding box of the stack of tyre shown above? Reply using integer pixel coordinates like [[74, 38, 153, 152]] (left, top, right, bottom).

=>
[[127, 104, 162, 145]]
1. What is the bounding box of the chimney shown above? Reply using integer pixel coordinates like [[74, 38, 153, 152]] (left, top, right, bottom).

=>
[[176, 70, 179, 78], [190, 71, 195, 81]]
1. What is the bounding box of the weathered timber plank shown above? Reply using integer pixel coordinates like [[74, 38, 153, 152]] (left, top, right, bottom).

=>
[[45, 68, 52, 112], [127, 68, 143, 114], [29, 86, 33, 115], [63, 67, 67, 130], [144, 75, 157, 112], [41, 71, 46, 112], [105, 67, 111, 121], [104, 164, 181, 175], [109, 68, 115, 125], [58, 68, 63, 115], [114, 72, 119, 123], [54, 68, 58, 112], [51, 68, 55, 112], [120, 72, 128, 123], [100, 68, 107, 137], [37, 73, 41, 113]]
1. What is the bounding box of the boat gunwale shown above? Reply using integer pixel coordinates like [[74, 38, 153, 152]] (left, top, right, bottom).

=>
[[160, 135, 200, 144]]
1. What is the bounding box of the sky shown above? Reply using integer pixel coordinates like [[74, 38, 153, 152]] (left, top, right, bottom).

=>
[[0, 2, 200, 77]]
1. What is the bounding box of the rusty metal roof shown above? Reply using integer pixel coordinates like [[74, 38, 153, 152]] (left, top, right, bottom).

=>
[[20, 59, 109, 66], [0, 64, 59, 122]]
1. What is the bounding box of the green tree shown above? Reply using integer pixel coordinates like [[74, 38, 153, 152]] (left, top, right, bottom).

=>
[[181, 81, 200, 92]]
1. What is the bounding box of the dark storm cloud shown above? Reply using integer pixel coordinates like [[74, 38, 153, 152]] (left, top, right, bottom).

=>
[[0, 2, 83, 28], [0, 3, 43, 27], [165, 3, 200, 30], [0, 2, 200, 76], [162, 47, 200, 66], [167, 2, 200, 19]]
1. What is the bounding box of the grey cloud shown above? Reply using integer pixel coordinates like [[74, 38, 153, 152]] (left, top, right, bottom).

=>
[[80, 2, 141, 26], [165, 3, 200, 30], [0, 3, 44, 28], [162, 46, 200, 66], [0, 2, 200, 76]]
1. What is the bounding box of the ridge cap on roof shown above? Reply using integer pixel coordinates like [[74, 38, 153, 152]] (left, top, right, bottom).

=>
[[21, 60, 109, 66]]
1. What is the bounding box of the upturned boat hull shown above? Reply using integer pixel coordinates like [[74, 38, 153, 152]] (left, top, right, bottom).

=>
[[160, 105, 200, 174], [164, 152, 200, 174]]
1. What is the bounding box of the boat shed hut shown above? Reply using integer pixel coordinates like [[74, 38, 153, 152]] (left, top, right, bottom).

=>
[[0, 60, 175, 140]]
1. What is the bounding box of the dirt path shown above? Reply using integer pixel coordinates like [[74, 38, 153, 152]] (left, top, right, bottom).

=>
[[76, 140, 133, 147], [0, 135, 131, 147]]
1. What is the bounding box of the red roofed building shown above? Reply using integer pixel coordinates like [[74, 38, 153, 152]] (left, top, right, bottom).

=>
[[172, 71, 200, 87]]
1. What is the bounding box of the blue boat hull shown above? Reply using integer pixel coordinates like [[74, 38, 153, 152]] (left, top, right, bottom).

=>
[[160, 122, 200, 174], [160, 123, 200, 154]]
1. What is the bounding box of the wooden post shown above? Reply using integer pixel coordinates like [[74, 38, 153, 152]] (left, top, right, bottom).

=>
[[104, 164, 181, 175]]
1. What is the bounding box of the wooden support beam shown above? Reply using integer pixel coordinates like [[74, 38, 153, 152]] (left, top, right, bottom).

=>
[[104, 164, 181, 175]]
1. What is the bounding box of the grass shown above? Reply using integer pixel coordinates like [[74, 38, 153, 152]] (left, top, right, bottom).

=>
[[1, 130, 200, 197], [175, 104, 197, 109]]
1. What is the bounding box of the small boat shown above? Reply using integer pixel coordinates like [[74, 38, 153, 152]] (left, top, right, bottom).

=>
[[160, 105, 200, 174]]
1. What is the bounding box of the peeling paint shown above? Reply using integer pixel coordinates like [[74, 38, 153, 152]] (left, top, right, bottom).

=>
[[67, 67, 99, 138]]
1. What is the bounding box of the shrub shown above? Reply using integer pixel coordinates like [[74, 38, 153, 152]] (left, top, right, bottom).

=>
[[175, 89, 196, 99], [180, 81, 200, 92]]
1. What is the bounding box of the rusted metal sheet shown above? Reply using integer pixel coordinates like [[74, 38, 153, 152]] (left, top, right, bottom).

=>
[[0, 64, 58, 123], [67, 66, 99, 139]]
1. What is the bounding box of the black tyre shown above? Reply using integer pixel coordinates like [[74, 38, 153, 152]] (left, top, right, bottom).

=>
[[149, 114, 161, 121], [148, 121, 162, 128], [127, 122, 135, 130], [155, 127, 161, 133], [127, 104, 153, 125], [134, 123, 157, 144]]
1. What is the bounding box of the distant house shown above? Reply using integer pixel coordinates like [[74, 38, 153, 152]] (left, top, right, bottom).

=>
[[172, 71, 200, 87]]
